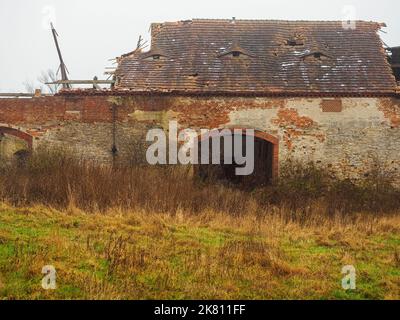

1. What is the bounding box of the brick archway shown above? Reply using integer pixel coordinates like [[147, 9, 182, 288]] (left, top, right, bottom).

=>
[[197, 128, 279, 181], [0, 127, 33, 149], [243, 130, 279, 179]]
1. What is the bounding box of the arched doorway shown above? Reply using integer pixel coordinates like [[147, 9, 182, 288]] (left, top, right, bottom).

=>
[[195, 129, 279, 186], [0, 127, 33, 164]]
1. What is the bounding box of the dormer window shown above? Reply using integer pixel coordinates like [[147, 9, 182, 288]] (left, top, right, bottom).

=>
[[313, 52, 322, 59], [218, 44, 253, 59], [301, 51, 332, 62], [141, 50, 168, 61], [143, 54, 167, 61], [218, 50, 250, 58]]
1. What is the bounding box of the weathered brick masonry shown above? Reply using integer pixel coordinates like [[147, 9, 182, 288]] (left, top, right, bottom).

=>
[[1, 94, 399, 182], [2, 19, 400, 182]]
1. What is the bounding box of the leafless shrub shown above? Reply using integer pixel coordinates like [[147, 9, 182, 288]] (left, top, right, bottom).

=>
[[0, 151, 399, 217]]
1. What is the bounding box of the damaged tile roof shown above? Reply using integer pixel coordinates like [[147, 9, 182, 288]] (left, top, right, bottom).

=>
[[114, 19, 398, 95]]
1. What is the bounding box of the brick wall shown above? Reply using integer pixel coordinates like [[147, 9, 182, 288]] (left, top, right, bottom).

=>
[[0, 94, 399, 182]]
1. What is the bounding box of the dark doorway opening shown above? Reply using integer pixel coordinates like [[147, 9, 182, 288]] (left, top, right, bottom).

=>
[[13, 149, 31, 167], [196, 131, 276, 186]]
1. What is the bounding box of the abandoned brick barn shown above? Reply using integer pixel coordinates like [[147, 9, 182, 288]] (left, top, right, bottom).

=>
[[1, 19, 400, 183]]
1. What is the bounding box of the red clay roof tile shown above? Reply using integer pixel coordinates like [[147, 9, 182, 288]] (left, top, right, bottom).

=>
[[114, 19, 397, 94]]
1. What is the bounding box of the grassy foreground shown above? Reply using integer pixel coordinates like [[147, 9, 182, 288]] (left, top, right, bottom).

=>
[[0, 203, 398, 300]]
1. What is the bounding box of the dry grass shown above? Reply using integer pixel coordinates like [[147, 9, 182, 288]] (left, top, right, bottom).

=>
[[0, 150, 399, 300], [0, 203, 398, 300], [0, 149, 399, 216]]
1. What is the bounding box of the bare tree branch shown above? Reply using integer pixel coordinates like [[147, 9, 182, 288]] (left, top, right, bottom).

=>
[[38, 69, 60, 94], [22, 80, 36, 94]]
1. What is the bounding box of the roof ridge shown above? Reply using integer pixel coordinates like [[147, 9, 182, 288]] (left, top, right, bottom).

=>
[[191, 18, 382, 24], [155, 19, 385, 29]]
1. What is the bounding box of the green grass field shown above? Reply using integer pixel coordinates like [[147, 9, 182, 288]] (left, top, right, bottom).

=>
[[0, 203, 398, 300]]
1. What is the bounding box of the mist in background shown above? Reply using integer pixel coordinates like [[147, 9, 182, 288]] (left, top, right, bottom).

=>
[[0, 0, 398, 92]]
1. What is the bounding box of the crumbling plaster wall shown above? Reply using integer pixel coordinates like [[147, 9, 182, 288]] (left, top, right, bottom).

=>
[[0, 95, 399, 181], [227, 97, 400, 180]]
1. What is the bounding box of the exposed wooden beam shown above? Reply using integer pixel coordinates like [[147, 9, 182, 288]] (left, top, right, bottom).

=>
[[51, 23, 71, 89], [45, 80, 115, 85], [0, 93, 53, 98]]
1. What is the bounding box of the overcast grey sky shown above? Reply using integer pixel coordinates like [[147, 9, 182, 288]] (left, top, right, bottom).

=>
[[0, 0, 399, 92]]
